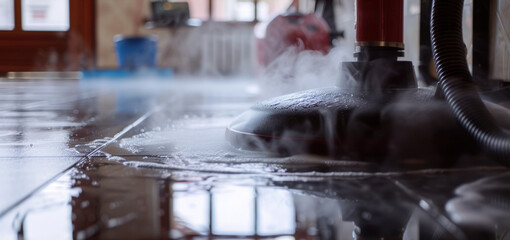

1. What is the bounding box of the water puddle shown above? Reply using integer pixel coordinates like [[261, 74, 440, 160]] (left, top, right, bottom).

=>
[[2, 79, 510, 240], [3, 157, 481, 240]]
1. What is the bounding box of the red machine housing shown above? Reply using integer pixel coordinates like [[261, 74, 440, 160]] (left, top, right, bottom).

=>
[[256, 12, 331, 66], [355, 0, 404, 49]]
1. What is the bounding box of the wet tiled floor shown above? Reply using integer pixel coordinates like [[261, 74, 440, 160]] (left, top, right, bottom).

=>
[[1, 78, 510, 240]]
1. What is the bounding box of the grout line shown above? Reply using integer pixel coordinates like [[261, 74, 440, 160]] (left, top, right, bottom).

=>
[[84, 108, 157, 159], [496, 12, 510, 48], [391, 179, 467, 240], [0, 107, 159, 218], [0, 156, 87, 159]]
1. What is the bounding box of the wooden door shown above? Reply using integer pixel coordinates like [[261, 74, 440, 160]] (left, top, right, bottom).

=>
[[0, 0, 95, 72]]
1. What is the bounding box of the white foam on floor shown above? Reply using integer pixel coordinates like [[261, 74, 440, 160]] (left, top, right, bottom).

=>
[[117, 111, 370, 174], [117, 115, 505, 179]]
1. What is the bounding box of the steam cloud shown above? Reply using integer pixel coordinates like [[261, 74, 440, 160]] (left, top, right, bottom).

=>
[[258, 45, 355, 98]]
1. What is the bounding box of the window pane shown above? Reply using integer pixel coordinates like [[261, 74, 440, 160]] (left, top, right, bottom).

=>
[[256, 0, 292, 22], [173, 190, 210, 234], [257, 188, 296, 236], [22, 0, 69, 31], [212, 0, 255, 22], [0, 0, 14, 30], [212, 186, 255, 235]]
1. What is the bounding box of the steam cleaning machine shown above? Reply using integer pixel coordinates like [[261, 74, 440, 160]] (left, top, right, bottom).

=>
[[226, 0, 510, 168]]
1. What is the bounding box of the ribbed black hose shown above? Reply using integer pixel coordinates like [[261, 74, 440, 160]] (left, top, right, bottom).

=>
[[431, 0, 510, 164]]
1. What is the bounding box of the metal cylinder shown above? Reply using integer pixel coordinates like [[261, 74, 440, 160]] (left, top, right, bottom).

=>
[[355, 0, 404, 49]]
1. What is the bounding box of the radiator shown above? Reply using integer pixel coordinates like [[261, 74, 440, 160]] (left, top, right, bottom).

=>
[[200, 25, 255, 75]]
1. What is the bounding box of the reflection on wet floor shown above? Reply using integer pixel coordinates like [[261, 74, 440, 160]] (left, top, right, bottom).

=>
[[1, 78, 510, 240], [4, 156, 510, 240]]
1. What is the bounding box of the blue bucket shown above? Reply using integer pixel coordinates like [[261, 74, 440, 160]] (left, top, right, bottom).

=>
[[114, 35, 158, 69]]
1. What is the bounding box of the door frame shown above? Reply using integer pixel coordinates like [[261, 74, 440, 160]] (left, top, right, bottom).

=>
[[0, 0, 95, 72]]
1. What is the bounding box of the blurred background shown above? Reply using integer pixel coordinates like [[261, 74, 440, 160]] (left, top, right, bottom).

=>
[[0, 0, 506, 83], [0, 0, 499, 79]]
